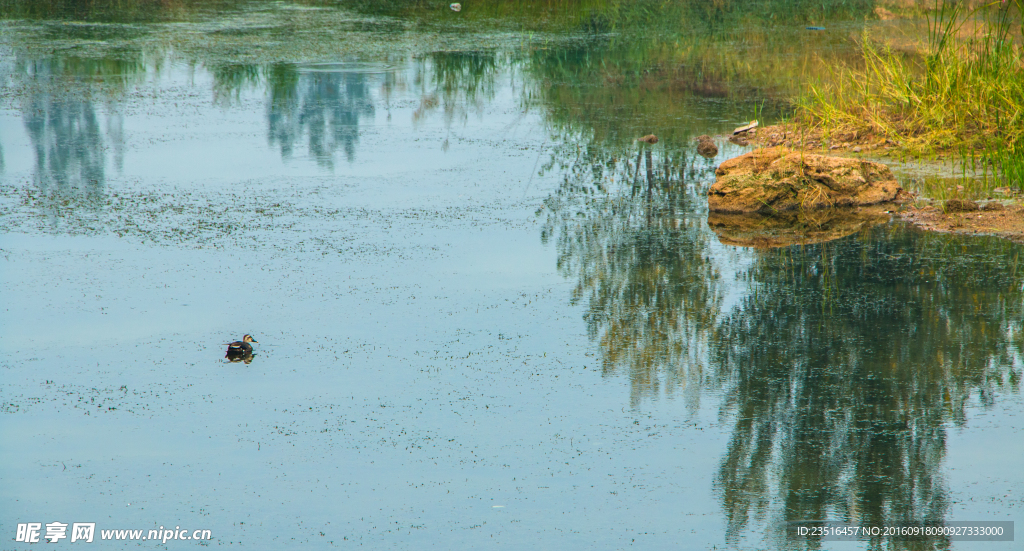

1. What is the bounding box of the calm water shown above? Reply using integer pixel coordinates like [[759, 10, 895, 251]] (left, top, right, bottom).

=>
[[1, 2, 1021, 550]]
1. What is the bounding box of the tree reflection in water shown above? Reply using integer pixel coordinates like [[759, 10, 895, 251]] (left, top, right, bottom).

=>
[[546, 141, 1023, 545], [535, 60, 1022, 543], [540, 137, 722, 408], [410, 51, 501, 151], [260, 52, 501, 162], [11, 56, 133, 232], [266, 62, 377, 168], [25, 94, 106, 196], [712, 229, 1023, 548], [18, 57, 132, 199]]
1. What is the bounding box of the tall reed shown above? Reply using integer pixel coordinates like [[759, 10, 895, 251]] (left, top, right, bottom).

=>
[[801, 0, 1024, 188]]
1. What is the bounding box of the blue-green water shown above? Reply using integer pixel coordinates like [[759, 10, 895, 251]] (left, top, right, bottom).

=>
[[1, 2, 1021, 549]]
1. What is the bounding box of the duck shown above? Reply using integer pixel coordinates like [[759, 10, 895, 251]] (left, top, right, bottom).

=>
[[225, 334, 258, 357]]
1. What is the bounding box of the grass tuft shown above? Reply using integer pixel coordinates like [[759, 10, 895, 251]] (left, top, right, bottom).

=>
[[800, 0, 1024, 189]]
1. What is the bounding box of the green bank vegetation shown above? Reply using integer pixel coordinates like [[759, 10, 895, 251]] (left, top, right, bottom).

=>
[[0, 0, 251, 22], [12, 0, 1019, 187], [342, 0, 875, 32], [0, 0, 873, 26], [801, 0, 1024, 187]]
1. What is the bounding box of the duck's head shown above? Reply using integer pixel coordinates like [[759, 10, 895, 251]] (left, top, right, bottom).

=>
[[242, 334, 258, 343]]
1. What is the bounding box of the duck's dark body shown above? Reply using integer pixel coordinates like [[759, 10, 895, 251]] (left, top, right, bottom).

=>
[[225, 334, 257, 359], [226, 341, 252, 354], [226, 350, 254, 364]]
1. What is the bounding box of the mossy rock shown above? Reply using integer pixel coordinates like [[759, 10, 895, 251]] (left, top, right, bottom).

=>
[[707, 147, 901, 214], [945, 198, 979, 212]]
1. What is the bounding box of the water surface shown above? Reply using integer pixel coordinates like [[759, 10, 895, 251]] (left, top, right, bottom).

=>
[[1, 2, 1022, 549]]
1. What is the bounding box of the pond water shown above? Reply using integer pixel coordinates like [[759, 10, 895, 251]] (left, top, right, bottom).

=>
[[1, 2, 1022, 549]]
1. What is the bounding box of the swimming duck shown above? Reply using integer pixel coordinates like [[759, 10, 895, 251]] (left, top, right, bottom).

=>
[[225, 334, 258, 357]]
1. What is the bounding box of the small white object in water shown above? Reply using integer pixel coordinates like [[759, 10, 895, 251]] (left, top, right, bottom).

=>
[[732, 120, 758, 135], [492, 505, 504, 508], [450, 3, 461, 11]]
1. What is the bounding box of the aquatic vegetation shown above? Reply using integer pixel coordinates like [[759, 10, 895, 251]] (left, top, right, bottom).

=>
[[346, 0, 876, 34], [0, 0, 251, 22], [801, 1, 1024, 188]]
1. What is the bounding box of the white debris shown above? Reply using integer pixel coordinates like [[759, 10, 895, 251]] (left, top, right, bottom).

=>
[[732, 120, 759, 135]]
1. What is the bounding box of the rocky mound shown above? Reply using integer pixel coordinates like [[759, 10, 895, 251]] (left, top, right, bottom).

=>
[[708, 147, 901, 213], [696, 135, 718, 158], [944, 198, 979, 212]]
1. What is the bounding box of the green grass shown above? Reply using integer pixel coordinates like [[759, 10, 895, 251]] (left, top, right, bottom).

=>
[[800, 0, 1024, 188], [0, 0, 254, 22], [349, 0, 876, 34]]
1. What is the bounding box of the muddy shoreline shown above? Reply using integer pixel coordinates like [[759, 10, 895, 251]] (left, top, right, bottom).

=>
[[896, 203, 1024, 243]]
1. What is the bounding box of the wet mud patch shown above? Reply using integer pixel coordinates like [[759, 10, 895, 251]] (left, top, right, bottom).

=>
[[741, 122, 897, 154], [900, 202, 1024, 243]]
